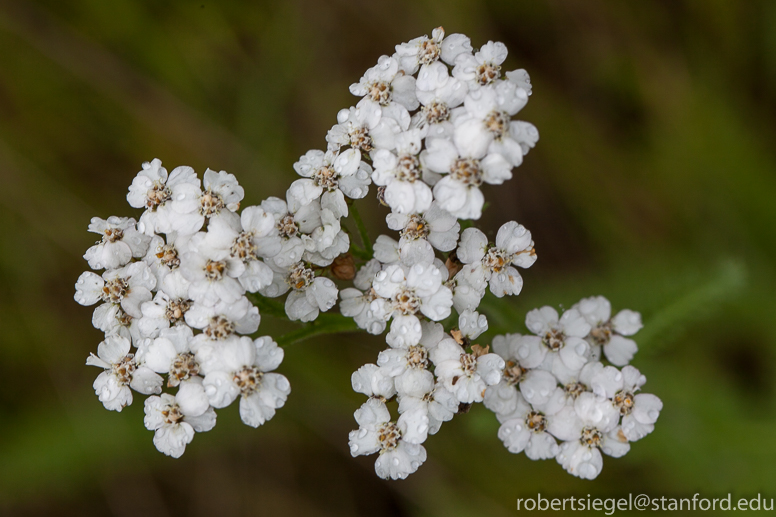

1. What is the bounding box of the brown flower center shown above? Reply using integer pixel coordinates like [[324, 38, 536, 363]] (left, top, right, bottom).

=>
[[476, 63, 501, 85], [377, 421, 401, 452], [204, 259, 226, 281], [112, 354, 136, 385], [369, 81, 392, 105], [503, 360, 526, 386], [396, 155, 421, 182], [199, 189, 225, 217], [580, 426, 603, 448], [349, 126, 373, 152], [406, 345, 428, 369], [146, 182, 172, 210], [231, 231, 258, 262], [102, 277, 129, 304], [204, 315, 235, 340], [400, 215, 430, 241], [312, 166, 339, 191], [165, 299, 192, 323], [418, 39, 441, 65], [287, 263, 314, 291], [393, 288, 420, 315], [564, 381, 587, 400], [614, 390, 635, 416], [543, 328, 566, 351], [590, 322, 613, 346], [525, 411, 547, 433], [167, 352, 199, 387], [161, 404, 184, 425], [233, 366, 263, 396], [451, 158, 482, 186], [484, 110, 510, 139], [156, 244, 180, 269], [422, 101, 450, 124]]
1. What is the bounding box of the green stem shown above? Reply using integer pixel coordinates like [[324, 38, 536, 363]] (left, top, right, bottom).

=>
[[275, 312, 361, 346], [638, 259, 746, 354], [246, 292, 288, 319], [350, 203, 373, 257]]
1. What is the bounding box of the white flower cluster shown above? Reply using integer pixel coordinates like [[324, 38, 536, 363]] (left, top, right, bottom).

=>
[[483, 296, 662, 479], [74, 27, 661, 480], [339, 28, 543, 479], [326, 27, 537, 221], [74, 160, 305, 457]]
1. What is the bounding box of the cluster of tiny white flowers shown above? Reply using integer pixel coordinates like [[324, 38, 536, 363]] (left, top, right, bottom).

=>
[[75, 160, 306, 457], [74, 27, 660, 479], [337, 28, 543, 479], [483, 296, 662, 479]]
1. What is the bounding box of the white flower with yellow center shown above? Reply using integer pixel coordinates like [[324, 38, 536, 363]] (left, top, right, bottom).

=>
[[260, 261, 338, 322], [495, 392, 560, 460], [395, 27, 472, 75], [372, 128, 432, 215], [583, 363, 662, 442], [573, 296, 643, 366], [75, 261, 157, 320], [127, 159, 202, 236], [412, 61, 468, 139], [86, 335, 163, 411], [386, 202, 460, 265], [349, 54, 418, 112], [169, 168, 244, 231], [84, 216, 151, 270], [520, 306, 593, 383], [326, 99, 404, 154], [200, 336, 290, 428], [452, 41, 508, 90], [371, 263, 453, 348], [136, 325, 201, 387], [143, 379, 216, 458], [455, 221, 537, 297], [430, 338, 505, 404], [453, 80, 533, 165], [548, 392, 629, 480], [347, 398, 427, 480], [288, 148, 371, 216], [179, 244, 245, 307], [421, 137, 512, 219]]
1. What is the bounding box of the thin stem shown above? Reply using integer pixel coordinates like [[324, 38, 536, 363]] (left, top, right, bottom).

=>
[[246, 292, 288, 319], [275, 312, 361, 346], [350, 203, 373, 257]]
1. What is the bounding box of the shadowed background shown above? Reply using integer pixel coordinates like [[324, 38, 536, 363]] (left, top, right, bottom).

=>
[[1, 0, 775, 515]]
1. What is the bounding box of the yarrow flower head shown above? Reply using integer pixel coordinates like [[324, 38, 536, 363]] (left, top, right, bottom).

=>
[[75, 28, 660, 483]]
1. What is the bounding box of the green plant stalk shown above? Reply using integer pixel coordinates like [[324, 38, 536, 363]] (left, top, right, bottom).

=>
[[275, 312, 361, 346], [350, 202, 373, 257]]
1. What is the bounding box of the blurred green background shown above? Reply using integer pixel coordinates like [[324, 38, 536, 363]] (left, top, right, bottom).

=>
[[1, 0, 775, 515]]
